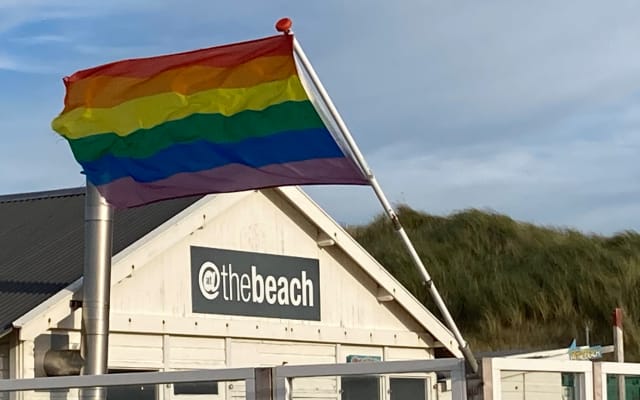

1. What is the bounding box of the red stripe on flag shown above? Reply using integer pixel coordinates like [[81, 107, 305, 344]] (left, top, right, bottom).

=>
[[65, 35, 292, 81]]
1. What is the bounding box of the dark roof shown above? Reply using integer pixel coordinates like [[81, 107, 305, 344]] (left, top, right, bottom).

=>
[[0, 187, 202, 331]]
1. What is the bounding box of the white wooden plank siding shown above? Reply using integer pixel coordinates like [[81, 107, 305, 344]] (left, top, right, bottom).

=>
[[168, 336, 226, 369], [108, 333, 163, 369], [230, 340, 337, 400]]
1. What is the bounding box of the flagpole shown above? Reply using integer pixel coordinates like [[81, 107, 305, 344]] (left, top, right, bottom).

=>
[[80, 181, 114, 400], [291, 33, 478, 374]]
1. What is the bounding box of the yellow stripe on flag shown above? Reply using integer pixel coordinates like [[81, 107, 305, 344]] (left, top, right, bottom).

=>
[[53, 76, 308, 139]]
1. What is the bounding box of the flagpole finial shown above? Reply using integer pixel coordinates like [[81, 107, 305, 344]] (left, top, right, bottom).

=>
[[275, 18, 292, 34]]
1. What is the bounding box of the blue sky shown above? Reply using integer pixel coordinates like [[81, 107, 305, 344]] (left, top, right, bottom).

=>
[[1, 1, 639, 234]]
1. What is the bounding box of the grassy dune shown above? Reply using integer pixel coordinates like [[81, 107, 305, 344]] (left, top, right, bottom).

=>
[[348, 207, 640, 359]]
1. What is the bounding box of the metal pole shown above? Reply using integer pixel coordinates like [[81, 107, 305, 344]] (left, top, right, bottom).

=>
[[613, 308, 625, 400], [585, 323, 590, 347], [80, 181, 114, 400], [293, 38, 478, 373]]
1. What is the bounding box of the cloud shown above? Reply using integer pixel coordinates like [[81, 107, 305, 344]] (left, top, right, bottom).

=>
[[0, 0, 638, 235], [9, 34, 70, 45], [355, 128, 636, 225], [0, 52, 56, 73], [298, 1, 640, 153], [0, 53, 17, 70], [0, 1, 158, 35], [308, 96, 640, 234]]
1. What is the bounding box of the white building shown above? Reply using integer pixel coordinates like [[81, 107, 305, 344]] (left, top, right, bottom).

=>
[[0, 186, 463, 400]]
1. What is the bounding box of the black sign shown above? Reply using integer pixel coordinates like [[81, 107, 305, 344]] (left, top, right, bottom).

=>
[[191, 247, 320, 320]]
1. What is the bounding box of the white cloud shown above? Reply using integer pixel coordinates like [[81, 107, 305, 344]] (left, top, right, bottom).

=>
[[0, 1, 157, 35], [0, 53, 16, 70], [0, 0, 639, 235], [308, 111, 640, 234], [302, 1, 640, 151], [9, 34, 70, 44], [0, 52, 55, 73]]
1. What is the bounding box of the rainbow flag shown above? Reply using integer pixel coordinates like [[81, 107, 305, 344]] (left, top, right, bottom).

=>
[[52, 35, 368, 208]]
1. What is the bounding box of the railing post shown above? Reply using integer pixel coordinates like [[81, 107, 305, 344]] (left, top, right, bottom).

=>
[[576, 365, 595, 400], [272, 375, 290, 400], [593, 362, 604, 400], [613, 308, 625, 400], [254, 367, 273, 400], [245, 377, 256, 400], [481, 358, 495, 400], [450, 359, 467, 400]]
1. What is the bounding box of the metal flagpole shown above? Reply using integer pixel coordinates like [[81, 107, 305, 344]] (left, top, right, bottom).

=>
[[292, 34, 478, 374], [80, 181, 114, 400]]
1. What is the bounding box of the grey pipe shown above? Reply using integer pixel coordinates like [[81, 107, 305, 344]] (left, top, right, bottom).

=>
[[44, 350, 83, 377], [80, 182, 114, 400]]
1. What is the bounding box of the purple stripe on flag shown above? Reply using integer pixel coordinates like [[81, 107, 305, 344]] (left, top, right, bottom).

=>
[[97, 157, 369, 208]]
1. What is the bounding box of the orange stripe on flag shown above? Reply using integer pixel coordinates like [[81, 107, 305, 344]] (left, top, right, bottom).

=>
[[63, 55, 296, 112]]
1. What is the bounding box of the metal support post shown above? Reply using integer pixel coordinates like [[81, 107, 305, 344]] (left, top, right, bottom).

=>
[[80, 182, 114, 400], [450, 359, 467, 400], [293, 37, 478, 373], [613, 308, 625, 400]]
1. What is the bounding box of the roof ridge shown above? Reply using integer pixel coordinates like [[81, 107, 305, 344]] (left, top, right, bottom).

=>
[[0, 187, 85, 203]]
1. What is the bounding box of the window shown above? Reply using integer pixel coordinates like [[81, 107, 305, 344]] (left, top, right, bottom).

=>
[[341, 376, 380, 400], [107, 369, 156, 400], [173, 381, 219, 395], [389, 377, 427, 400]]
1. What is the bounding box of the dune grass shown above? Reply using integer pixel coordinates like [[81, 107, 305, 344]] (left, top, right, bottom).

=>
[[348, 207, 640, 359]]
